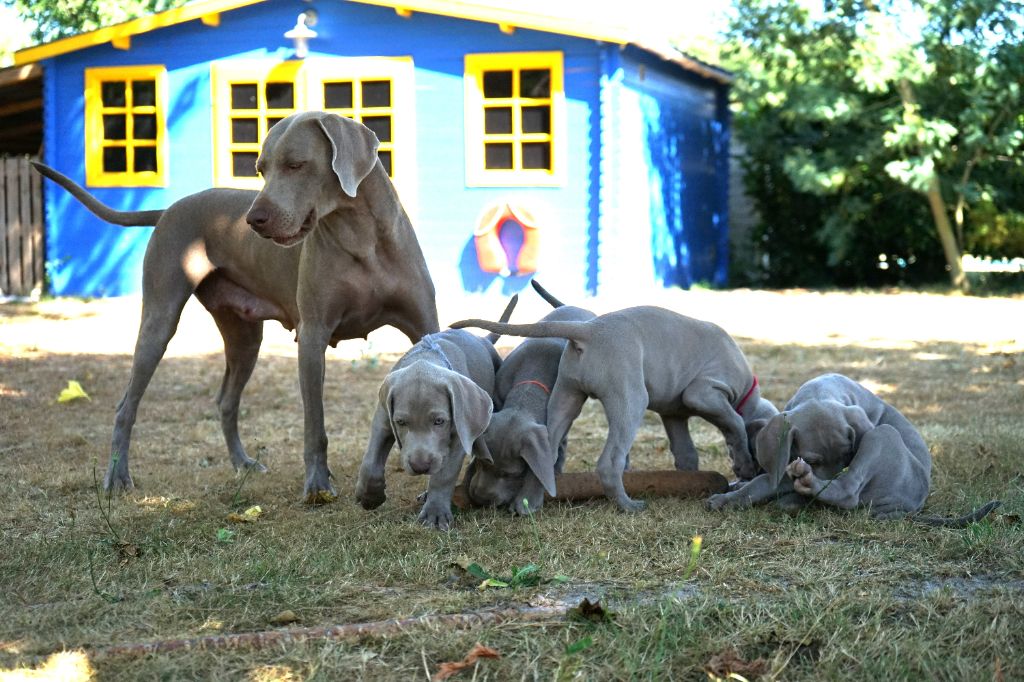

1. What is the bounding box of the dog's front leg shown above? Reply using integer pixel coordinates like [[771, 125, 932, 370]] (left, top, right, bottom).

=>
[[418, 449, 464, 530], [297, 322, 334, 503], [705, 473, 788, 510], [355, 408, 395, 509]]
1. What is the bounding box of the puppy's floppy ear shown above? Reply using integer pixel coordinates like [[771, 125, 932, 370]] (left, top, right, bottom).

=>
[[755, 413, 795, 488], [316, 113, 381, 198], [378, 371, 402, 449], [520, 423, 557, 496], [471, 436, 493, 464], [842, 404, 874, 446], [446, 373, 494, 456]]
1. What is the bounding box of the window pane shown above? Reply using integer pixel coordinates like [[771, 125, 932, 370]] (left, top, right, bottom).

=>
[[231, 83, 258, 109], [485, 107, 512, 134], [266, 82, 294, 109], [522, 141, 551, 169], [232, 118, 259, 143], [267, 117, 284, 132], [232, 151, 259, 177], [362, 115, 392, 143], [520, 69, 551, 98], [324, 82, 353, 109], [133, 113, 157, 140], [103, 114, 126, 140], [522, 105, 551, 134], [484, 143, 513, 169], [101, 81, 126, 107], [134, 146, 158, 173], [482, 70, 513, 98], [362, 80, 391, 107], [132, 80, 156, 107], [103, 146, 127, 173], [377, 150, 392, 176]]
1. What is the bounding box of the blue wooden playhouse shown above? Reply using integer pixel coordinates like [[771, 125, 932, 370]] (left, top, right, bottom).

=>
[[15, 0, 732, 300]]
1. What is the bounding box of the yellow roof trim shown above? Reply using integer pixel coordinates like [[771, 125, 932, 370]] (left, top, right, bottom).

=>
[[350, 0, 634, 45], [14, 0, 263, 65]]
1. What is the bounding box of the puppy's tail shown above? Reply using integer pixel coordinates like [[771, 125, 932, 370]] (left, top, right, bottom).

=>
[[530, 279, 565, 309], [485, 294, 519, 345], [32, 161, 164, 226], [913, 500, 1001, 528], [452, 317, 594, 347]]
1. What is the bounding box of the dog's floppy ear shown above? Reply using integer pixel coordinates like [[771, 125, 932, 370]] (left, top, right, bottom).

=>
[[446, 374, 494, 456], [471, 436, 493, 464], [842, 404, 874, 446], [520, 423, 557, 496], [317, 113, 381, 198], [755, 413, 795, 488], [378, 371, 402, 449]]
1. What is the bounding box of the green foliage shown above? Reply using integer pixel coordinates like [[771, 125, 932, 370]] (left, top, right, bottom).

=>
[[5, 0, 186, 43], [726, 0, 1024, 287]]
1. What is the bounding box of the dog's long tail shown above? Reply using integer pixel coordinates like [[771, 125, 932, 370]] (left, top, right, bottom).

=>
[[32, 161, 165, 226], [913, 500, 1001, 528], [530, 279, 565, 309], [484, 294, 519, 345], [453, 317, 594, 346]]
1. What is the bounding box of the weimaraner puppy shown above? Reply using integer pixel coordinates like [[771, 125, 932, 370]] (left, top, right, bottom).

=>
[[705, 373, 1000, 525], [452, 306, 778, 512], [33, 111, 438, 501], [355, 298, 516, 530], [464, 280, 596, 514]]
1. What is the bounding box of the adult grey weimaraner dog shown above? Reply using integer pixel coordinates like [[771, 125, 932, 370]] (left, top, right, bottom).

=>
[[705, 373, 1000, 525], [33, 111, 438, 502], [355, 298, 517, 530], [463, 280, 596, 514], [452, 306, 778, 512]]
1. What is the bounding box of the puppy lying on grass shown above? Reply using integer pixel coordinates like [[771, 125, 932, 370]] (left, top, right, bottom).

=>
[[706, 373, 1000, 526]]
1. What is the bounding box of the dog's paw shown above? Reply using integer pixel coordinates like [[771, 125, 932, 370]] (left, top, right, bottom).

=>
[[512, 495, 544, 516], [354, 476, 387, 510], [418, 501, 454, 531], [234, 457, 269, 474], [705, 493, 729, 511], [103, 469, 136, 494], [732, 458, 758, 481], [786, 458, 817, 495], [616, 496, 647, 513]]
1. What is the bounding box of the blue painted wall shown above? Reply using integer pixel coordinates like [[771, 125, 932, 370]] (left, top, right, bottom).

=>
[[41, 0, 727, 299]]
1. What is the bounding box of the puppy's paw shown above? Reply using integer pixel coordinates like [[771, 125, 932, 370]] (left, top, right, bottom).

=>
[[786, 458, 817, 495], [418, 501, 454, 531], [705, 493, 729, 511], [732, 459, 757, 481], [354, 475, 386, 510], [616, 496, 647, 513], [512, 494, 544, 516]]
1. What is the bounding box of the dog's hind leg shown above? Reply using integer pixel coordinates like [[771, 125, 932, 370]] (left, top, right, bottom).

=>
[[107, 272, 195, 492], [209, 309, 267, 473], [594, 387, 648, 512], [661, 415, 699, 471]]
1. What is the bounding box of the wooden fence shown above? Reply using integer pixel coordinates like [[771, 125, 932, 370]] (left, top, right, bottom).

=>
[[0, 155, 44, 297]]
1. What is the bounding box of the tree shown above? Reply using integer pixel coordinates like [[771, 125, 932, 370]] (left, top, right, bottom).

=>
[[6, 0, 185, 44], [725, 0, 1024, 290]]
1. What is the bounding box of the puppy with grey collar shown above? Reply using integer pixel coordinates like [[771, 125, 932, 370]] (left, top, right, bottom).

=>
[[464, 281, 596, 515], [355, 299, 515, 530], [452, 306, 778, 512]]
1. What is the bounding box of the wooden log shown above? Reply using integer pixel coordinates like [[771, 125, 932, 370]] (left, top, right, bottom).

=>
[[451, 470, 729, 509]]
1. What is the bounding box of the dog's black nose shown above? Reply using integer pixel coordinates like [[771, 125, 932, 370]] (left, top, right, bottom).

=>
[[246, 207, 270, 231], [410, 460, 431, 475]]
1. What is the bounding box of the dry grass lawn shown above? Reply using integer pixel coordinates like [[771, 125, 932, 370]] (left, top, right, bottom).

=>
[[1, 288, 1022, 680]]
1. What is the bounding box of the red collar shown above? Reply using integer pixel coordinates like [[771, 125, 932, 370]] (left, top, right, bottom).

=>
[[514, 379, 551, 395], [735, 376, 758, 415]]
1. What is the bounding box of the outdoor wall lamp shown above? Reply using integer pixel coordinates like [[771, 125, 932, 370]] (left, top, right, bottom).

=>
[[285, 10, 318, 59]]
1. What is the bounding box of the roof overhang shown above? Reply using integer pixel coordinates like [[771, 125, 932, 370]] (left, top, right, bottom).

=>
[[14, 0, 731, 84]]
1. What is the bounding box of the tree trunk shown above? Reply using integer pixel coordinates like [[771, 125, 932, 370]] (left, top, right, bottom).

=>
[[924, 174, 968, 292]]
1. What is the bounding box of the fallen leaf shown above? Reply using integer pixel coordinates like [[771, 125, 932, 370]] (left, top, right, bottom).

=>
[[304, 490, 337, 505], [431, 643, 500, 681], [704, 647, 769, 681], [567, 598, 615, 623], [57, 380, 90, 403], [215, 528, 235, 543], [226, 505, 263, 523], [269, 610, 300, 625]]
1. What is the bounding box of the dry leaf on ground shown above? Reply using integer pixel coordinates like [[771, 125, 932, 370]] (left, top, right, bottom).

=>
[[431, 642, 501, 681]]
